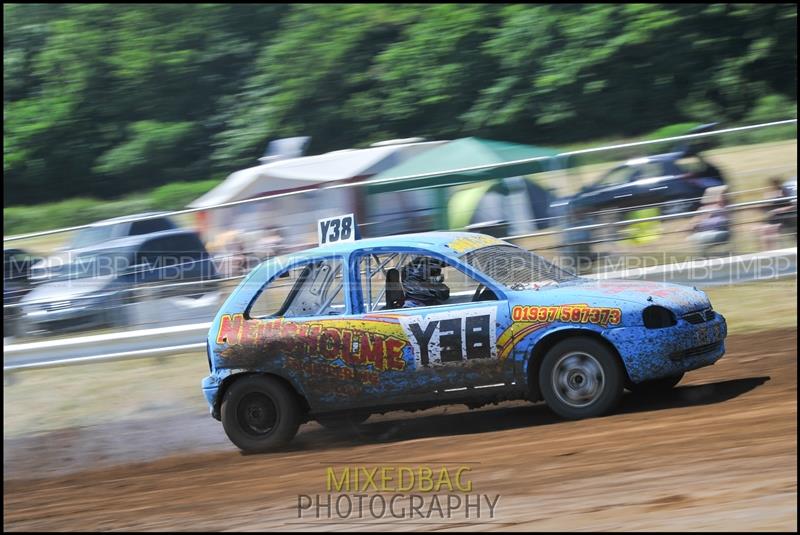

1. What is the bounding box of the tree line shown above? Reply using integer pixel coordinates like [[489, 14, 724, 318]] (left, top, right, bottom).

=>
[[4, 3, 796, 205]]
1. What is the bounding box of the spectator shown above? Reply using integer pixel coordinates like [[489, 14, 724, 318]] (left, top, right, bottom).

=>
[[252, 226, 284, 261], [208, 229, 247, 277], [689, 185, 730, 255], [760, 176, 797, 250]]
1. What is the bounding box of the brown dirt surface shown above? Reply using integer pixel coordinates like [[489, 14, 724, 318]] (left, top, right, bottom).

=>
[[3, 328, 797, 531]]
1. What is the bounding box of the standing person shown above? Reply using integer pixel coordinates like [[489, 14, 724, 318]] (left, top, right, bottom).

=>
[[253, 226, 283, 261], [208, 229, 246, 277], [689, 185, 731, 256], [760, 177, 797, 250]]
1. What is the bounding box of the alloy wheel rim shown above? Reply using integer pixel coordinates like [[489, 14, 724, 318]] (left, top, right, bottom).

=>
[[552, 351, 606, 408]]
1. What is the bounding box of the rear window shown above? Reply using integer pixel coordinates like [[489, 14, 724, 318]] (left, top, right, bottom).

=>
[[460, 245, 576, 290], [130, 218, 175, 235]]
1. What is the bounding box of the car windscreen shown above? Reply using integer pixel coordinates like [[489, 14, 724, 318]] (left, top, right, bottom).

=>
[[460, 245, 576, 290], [69, 224, 120, 249]]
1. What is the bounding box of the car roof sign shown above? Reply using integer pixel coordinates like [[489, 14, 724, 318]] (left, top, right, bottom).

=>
[[317, 214, 359, 246]]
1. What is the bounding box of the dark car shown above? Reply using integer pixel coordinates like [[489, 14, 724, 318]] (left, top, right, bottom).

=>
[[30, 212, 178, 282], [18, 229, 218, 335], [555, 124, 726, 263], [561, 150, 725, 217]]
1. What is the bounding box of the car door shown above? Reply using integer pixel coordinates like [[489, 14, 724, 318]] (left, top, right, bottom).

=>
[[164, 232, 218, 291], [349, 249, 515, 406], [133, 236, 172, 285], [628, 161, 675, 206], [242, 256, 364, 410], [581, 165, 638, 211]]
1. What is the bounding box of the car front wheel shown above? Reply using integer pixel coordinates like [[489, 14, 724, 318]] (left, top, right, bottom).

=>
[[221, 375, 302, 453], [539, 337, 624, 419]]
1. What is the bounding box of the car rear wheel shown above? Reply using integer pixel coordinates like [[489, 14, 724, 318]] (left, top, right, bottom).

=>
[[221, 375, 302, 453], [539, 337, 624, 419], [627, 372, 684, 394]]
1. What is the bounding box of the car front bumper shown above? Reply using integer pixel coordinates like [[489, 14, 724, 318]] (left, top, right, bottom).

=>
[[202, 374, 223, 420], [604, 312, 727, 383]]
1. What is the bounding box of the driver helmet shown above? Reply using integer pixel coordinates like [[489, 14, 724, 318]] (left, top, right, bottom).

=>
[[401, 257, 450, 305]]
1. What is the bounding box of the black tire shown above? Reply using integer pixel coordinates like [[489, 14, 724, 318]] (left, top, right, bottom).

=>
[[221, 375, 302, 453], [539, 337, 624, 419], [316, 412, 370, 430], [627, 373, 684, 394]]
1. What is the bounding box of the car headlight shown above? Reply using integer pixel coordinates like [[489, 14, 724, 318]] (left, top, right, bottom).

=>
[[642, 305, 676, 328]]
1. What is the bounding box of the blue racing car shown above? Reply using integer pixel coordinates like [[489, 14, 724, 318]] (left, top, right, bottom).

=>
[[202, 231, 727, 453]]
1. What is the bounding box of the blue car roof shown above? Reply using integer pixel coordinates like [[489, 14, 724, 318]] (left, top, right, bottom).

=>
[[288, 231, 508, 259]]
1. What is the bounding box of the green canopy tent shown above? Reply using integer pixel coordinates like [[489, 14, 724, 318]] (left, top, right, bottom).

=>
[[365, 137, 562, 229]]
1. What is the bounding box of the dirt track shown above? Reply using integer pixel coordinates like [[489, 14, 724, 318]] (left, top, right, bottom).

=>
[[3, 329, 797, 531]]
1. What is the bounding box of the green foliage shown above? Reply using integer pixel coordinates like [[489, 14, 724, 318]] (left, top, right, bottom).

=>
[[148, 180, 222, 211], [3, 3, 797, 206], [92, 121, 195, 191], [718, 94, 798, 145], [4, 3, 284, 203]]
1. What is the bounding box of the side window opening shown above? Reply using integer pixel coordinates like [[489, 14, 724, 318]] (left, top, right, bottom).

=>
[[249, 258, 345, 319], [633, 162, 667, 181], [676, 155, 720, 178], [598, 166, 633, 187], [138, 237, 181, 268], [359, 252, 497, 312], [360, 253, 410, 312]]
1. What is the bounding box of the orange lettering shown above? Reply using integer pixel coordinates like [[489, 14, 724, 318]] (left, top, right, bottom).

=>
[[385, 337, 406, 371], [360, 333, 385, 370], [216, 314, 245, 345]]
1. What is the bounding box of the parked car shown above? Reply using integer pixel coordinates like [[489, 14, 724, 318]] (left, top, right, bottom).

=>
[[555, 123, 726, 262], [202, 231, 727, 453], [18, 229, 218, 335], [560, 151, 725, 217], [30, 212, 178, 282]]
